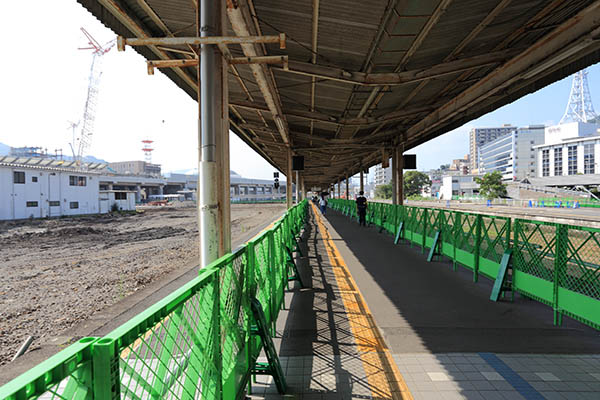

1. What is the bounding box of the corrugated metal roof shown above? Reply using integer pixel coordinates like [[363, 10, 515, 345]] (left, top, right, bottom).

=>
[[76, 0, 600, 187]]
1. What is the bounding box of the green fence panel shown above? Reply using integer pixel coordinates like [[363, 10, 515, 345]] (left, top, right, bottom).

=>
[[1, 200, 309, 400], [454, 212, 478, 271], [0, 337, 97, 400], [512, 219, 556, 306], [558, 225, 600, 329], [439, 210, 457, 259], [478, 215, 511, 280]]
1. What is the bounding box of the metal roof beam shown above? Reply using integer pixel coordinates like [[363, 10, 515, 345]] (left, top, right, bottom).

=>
[[227, 0, 291, 146], [406, 1, 600, 147], [276, 49, 517, 86], [96, 0, 197, 91]]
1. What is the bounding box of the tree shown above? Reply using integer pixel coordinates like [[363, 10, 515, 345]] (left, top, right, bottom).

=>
[[475, 171, 507, 199], [375, 183, 392, 199], [403, 171, 431, 197]]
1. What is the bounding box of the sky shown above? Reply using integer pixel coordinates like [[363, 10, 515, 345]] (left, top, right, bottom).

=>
[[1, 2, 600, 180]]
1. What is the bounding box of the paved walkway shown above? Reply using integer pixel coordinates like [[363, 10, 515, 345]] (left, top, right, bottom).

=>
[[249, 205, 600, 399]]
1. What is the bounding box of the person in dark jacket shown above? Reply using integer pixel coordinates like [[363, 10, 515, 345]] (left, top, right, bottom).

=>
[[356, 191, 367, 226]]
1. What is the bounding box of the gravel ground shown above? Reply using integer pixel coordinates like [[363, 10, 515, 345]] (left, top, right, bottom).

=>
[[0, 203, 285, 365]]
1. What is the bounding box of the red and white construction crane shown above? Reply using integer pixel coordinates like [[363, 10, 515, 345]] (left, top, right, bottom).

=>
[[70, 27, 115, 165]]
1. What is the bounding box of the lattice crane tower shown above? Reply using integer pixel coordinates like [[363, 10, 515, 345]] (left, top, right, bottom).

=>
[[75, 28, 115, 164], [559, 69, 598, 124]]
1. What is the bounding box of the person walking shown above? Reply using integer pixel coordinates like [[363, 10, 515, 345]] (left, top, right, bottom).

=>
[[319, 194, 328, 215], [356, 191, 367, 226]]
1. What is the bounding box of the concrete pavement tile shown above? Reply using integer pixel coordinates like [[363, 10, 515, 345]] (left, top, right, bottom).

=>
[[458, 390, 485, 400], [480, 372, 504, 381], [565, 381, 593, 391], [408, 372, 431, 382], [456, 364, 478, 373], [489, 381, 513, 391], [549, 381, 577, 391], [561, 393, 588, 400], [427, 372, 450, 382], [434, 381, 461, 391], [475, 391, 504, 400], [498, 390, 526, 400], [462, 372, 486, 381], [590, 373, 600, 381], [529, 381, 552, 391], [470, 381, 495, 391], [539, 392, 567, 400], [535, 372, 561, 381], [440, 391, 464, 400], [578, 393, 600, 400]]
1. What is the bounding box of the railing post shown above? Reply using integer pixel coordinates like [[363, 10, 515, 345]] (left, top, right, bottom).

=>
[[553, 224, 568, 326], [245, 240, 256, 394], [92, 339, 120, 400], [473, 214, 483, 282], [268, 229, 276, 335], [453, 212, 460, 271], [422, 208, 428, 253], [213, 269, 223, 399]]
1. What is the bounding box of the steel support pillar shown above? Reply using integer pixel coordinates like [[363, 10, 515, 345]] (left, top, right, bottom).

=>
[[295, 170, 300, 204], [360, 171, 364, 193], [395, 145, 404, 205], [286, 147, 293, 208], [392, 150, 398, 205], [198, 0, 228, 267], [345, 174, 349, 199], [338, 181, 341, 199]]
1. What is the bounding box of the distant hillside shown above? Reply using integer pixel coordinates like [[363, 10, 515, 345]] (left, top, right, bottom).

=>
[[0, 142, 107, 163]]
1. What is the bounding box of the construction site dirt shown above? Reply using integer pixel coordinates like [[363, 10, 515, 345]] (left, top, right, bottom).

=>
[[0, 203, 286, 366]]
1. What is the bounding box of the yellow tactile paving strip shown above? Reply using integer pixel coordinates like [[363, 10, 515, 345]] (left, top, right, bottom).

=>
[[311, 203, 414, 400]]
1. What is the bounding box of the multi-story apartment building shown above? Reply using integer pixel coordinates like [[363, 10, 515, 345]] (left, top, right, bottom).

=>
[[478, 125, 545, 181], [469, 125, 516, 173], [373, 162, 392, 186], [534, 122, 600, 177]]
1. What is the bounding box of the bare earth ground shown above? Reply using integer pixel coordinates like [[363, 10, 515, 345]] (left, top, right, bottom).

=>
[[0, 203, 285, 366]]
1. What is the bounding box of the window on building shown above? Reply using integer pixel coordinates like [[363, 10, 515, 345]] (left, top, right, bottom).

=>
[[70, 202, 79, 209], [26, 201, 38, 207], [568, 145, 577, 175], [554, 148, 563, 176], [13, 171, 25, 184], [115, 192, 127, 200], [31, 176, 38, 183], [49, 201, 60, 207], [584, 143, 595, 174], [542, 149, 550, 177], [69, 176, 87, 186]]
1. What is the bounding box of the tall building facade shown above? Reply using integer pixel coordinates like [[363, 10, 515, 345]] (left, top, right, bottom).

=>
[[479, 125, 545, 181], [373, 163, 392, 186], [535, 122, 600, 177], [469, 125, 515, 173]]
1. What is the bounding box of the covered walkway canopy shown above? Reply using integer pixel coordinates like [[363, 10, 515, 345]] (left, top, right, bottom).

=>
[[79, 0, 600, 188]]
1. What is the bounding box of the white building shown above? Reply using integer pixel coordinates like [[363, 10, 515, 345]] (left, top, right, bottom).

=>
[[439, 175, 480, 199], [0, 156, 136, 221], [479, 125, 545, 181], [534, 122, 600, 177], [373, 163, 392, 186]]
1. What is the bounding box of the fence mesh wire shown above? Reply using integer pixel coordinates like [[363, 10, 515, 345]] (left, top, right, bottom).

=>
[[513, 220, 556, 282], [562, 227, 600, 300]]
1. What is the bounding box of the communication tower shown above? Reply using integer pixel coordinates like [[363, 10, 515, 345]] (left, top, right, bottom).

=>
[[560, 69, 598, 124]]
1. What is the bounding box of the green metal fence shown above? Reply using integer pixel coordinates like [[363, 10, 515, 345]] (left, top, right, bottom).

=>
[[0, 200, 309, 400], [328, 198, 600, 331]]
